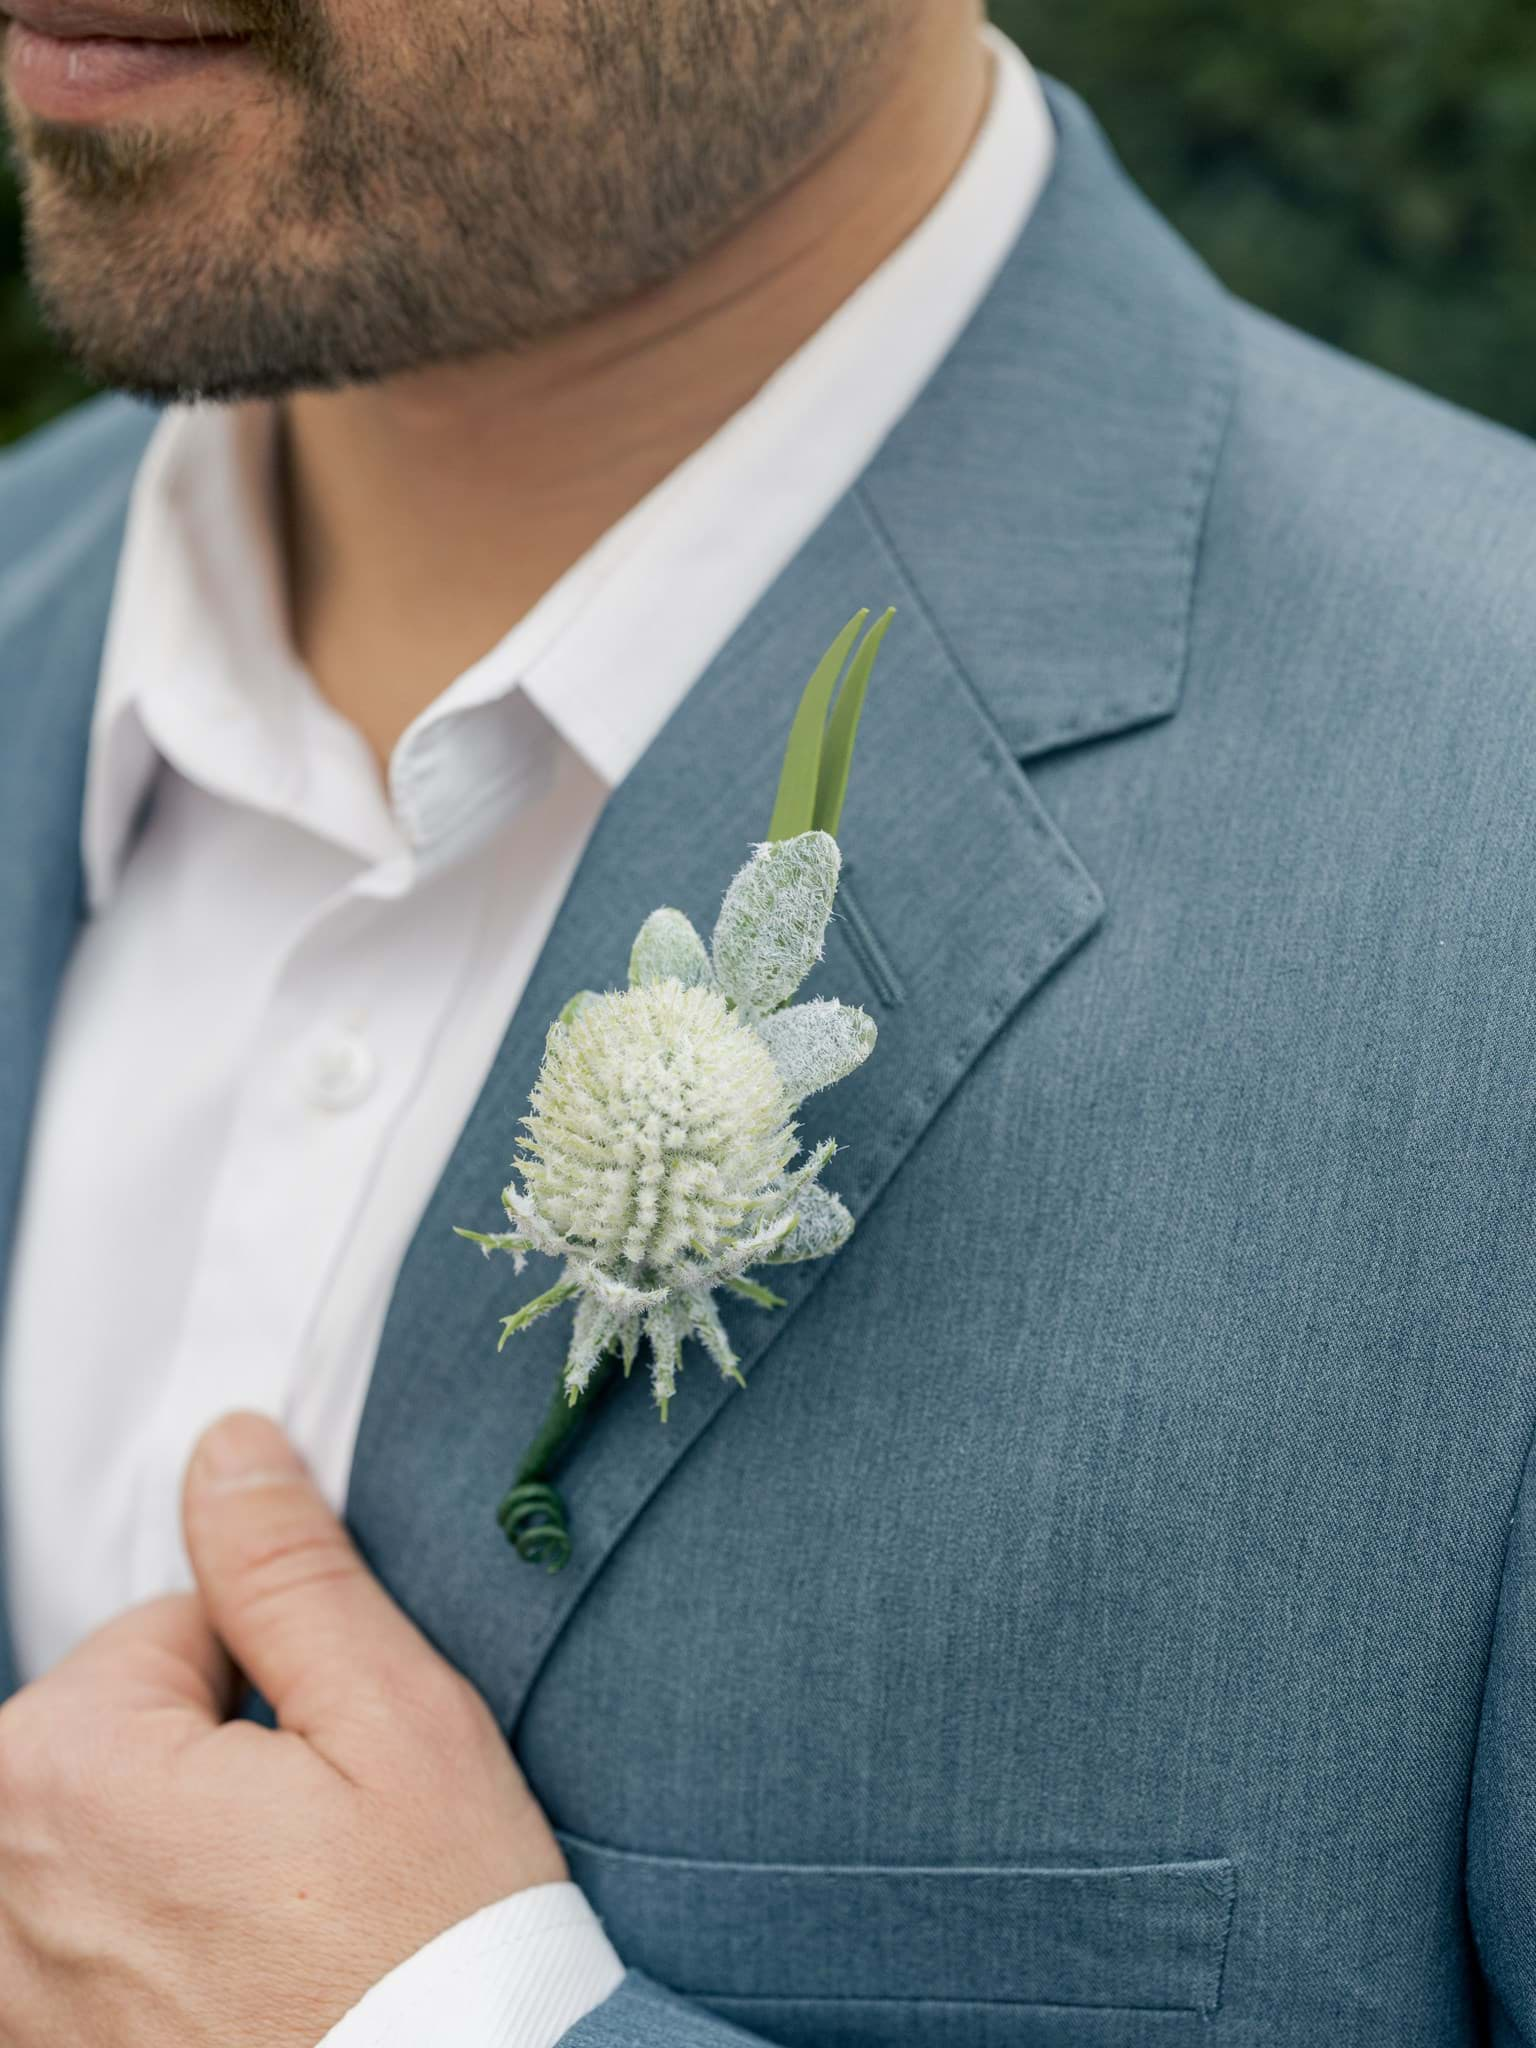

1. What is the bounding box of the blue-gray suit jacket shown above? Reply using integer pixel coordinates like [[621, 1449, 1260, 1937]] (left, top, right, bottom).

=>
[[4, 78, 1536, 2048]]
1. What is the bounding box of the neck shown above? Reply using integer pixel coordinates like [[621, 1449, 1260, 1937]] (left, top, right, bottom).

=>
[[273, 4, 992, 772]]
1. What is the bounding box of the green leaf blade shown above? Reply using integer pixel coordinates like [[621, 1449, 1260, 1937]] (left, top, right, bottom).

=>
[[813, 606, 895, 838], [767, 610, 868, 842]]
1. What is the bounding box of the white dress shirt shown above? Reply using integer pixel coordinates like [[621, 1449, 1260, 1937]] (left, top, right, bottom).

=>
[[0, 25, 1052, 2046]]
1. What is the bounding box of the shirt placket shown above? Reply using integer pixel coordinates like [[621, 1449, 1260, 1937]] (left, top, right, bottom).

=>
[[123, 847, 490, 1607]]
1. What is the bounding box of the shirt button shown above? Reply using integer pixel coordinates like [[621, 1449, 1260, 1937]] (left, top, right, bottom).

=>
[[301, 1026, 378, 1111]]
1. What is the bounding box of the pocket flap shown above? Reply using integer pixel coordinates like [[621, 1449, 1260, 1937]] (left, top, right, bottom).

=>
[[557, 1832, 1237, 2015]]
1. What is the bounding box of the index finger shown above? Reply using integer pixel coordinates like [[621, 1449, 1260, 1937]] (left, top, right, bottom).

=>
[[48, 1592, 237, 1725]]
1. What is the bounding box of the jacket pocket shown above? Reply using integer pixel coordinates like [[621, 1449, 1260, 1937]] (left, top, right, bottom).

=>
[[556, 1831, 1236, 2018]]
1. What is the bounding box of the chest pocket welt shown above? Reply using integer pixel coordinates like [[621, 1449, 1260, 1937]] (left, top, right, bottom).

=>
[[558, 1831, 1237, 2046]]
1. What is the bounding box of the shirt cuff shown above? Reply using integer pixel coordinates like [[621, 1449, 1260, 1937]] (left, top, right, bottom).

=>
[[317, 1881, 625, 2048]]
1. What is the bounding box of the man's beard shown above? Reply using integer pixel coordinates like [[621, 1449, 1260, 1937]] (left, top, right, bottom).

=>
[[2, 0, 883, 404]]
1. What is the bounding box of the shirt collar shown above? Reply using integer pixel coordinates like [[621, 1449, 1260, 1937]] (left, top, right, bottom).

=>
[[83, 24, 1053, 918]]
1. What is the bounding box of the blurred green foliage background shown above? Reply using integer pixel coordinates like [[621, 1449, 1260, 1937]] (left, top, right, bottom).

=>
[[0, 141, 97, 442], [993, 0, 1536, 437], [3, 0, 1534, 447]]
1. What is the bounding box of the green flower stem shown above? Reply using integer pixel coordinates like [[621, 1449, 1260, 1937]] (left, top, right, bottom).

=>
[[496, 1351, 620, 1571], [515, 1359, 616, 1484]]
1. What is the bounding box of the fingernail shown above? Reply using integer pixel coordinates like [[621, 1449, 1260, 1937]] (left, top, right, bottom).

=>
[[193, 1411, 306, 1493]]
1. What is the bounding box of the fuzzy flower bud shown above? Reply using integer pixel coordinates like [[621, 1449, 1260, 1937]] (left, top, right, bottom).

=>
[[520, 982, 796, 1283]]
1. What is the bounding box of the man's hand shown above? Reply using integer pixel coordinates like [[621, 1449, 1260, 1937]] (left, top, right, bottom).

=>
[[0, 1411, 567, 2048]]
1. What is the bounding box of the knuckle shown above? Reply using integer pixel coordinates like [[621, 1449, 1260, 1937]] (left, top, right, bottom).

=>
[[0, 1700, 39, 1798], [0, 1691, 85, 1806], [225, 1524, 359, 1624]]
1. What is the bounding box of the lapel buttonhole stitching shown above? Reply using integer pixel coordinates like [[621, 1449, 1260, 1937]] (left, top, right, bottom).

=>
[[830, 866, 905, 1010]]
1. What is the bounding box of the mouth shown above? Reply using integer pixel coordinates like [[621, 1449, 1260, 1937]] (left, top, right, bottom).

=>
[[3, 0, 249, 37], [2, 4, 257, 119]]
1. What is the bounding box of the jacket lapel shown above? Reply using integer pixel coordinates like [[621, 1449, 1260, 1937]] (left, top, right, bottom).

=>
[[345, 78, 1238, 1735], [344, 491, 1106, 1731], [0, 460, 147, 1701]]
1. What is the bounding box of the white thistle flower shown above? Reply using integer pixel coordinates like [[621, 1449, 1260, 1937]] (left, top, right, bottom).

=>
[[457, 830, 876, 1418]]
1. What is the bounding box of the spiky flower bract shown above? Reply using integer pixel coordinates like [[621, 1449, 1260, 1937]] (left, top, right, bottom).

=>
[[455, 830, 875, 1418]]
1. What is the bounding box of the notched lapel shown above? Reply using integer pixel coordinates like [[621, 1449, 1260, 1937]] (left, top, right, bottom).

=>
[[347, 77, 1241, 1740], [346, 490, 1105, 1736]]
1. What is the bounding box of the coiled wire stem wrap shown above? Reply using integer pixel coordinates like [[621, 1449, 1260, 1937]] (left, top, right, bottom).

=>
[[495, 1350, 620, 1570]]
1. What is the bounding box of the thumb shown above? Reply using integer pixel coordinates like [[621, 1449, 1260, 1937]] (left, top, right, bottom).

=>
[[182, 1410, 439, 1739]]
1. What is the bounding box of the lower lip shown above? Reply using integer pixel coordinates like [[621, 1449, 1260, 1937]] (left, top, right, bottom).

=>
[[3, 17, 255, 119]]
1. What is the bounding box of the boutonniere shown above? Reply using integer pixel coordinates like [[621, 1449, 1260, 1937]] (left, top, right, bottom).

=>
[[454, 607, 895, 1569]]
